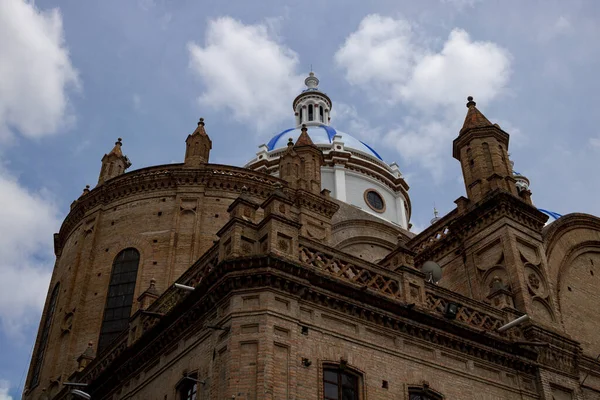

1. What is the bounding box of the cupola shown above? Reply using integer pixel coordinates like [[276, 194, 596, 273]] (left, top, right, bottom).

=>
[[292, 72, 332, 127]]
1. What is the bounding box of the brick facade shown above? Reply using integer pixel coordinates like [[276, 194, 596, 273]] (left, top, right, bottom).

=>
[[24, 102, 600, 400]]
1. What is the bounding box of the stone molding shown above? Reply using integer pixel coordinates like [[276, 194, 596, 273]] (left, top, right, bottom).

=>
[[74, 249, 543, 398], [543, 213, 600, 257], [409, 191, 547, 264], [55, 163, 284, 255]]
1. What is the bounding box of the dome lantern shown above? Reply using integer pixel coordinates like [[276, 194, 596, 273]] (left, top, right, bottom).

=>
[[293, 72, 332, 128]]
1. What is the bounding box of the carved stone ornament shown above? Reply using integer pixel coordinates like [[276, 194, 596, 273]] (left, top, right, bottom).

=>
[[410, 285, 420, 299], [277, 239, 289, 252], [241, 242, 252, 254], [524, 265, 547, 298], [61, 311, 74, 333], [527, 273, 540, 290]]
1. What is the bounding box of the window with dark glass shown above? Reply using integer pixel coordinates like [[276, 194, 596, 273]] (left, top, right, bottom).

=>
[[308, 104, 314, 121], [29, 283, 60, 387], [323, 367, 359, 400], [178, 374, 198, 400], [319, 106, 324, 122], [97, 248, 140, 352], [409, 388, 443, 400], [299, 107, 304, 122], [365, 189, 385, 212]]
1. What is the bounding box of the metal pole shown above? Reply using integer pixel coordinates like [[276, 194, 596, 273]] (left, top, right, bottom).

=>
[[174, 283, 195, 292], [497, 314, 530, 333]]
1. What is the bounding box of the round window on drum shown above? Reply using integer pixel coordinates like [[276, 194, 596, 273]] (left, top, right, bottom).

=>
[[364, 189, 386, 213]]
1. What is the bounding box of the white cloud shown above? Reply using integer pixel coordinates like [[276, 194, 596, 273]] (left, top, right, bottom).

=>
[[400, 29, 511, 110], [0, 380, 13, 400], [0, 0, 80, 141], [335, 15, 512, 179], [330, 102, 382, 141], [590, 137, 600, 149], [187, 17, 303, 131], [0, 165, 60, 338], [334, 15, 418, 99], [335, 15, 510, 109]]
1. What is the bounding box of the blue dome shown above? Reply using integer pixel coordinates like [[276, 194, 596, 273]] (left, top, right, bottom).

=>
[[539, 208, 563, 224], [266, 125, 383, 161]]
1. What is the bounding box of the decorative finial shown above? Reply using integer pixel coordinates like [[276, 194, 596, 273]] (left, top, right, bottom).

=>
[[287, 137, 294, 147], [116, 138, 122, 145], [304, 72, 319, 89], [87, 341, 93, 348], [241, 185, 248, 193], [150, 278, 156, 288], [198, 117, 204, 126], [466, 96, 476, 108], [430, 204, 441, 225], [301, 124, 307, 131], [81, 185, 90, 197]]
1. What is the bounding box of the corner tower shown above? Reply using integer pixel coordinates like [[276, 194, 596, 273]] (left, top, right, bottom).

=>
[[453, 97, 518, 204], [184, 117, 212, 167], [97, 138, 131, 185], [279, 125, 324, 194], [436, 97, 561, 331]]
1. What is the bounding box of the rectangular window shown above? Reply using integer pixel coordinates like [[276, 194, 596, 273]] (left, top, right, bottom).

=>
[[323, 367, 359, 400]]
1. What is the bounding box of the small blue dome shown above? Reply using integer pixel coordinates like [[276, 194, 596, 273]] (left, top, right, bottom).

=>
[[266, 125, 383, 161], [538, 208, 563, 224]]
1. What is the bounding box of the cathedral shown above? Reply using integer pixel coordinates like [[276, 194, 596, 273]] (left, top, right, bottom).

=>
[[24, 73, 600, 400]]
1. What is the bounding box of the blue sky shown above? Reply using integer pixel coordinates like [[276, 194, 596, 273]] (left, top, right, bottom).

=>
[[1, 0, 600, 397]]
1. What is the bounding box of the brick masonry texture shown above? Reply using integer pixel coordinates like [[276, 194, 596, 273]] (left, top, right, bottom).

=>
[[24, 107, 600, 400]]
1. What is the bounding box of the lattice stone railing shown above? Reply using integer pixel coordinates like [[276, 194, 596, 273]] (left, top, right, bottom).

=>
[[299, 241, 402, 300], [210, 167, 277, 185], [82, 239, 519, 385], [425, 290, 508, 333]]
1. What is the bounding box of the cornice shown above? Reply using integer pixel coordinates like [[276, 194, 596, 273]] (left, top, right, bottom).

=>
[[292, 91, 332, 110], [410, 191, 548, 263], [80, 255, 539, 399], [543, 213, 600, 257], [247, 149, 410, 195], [55, 164, 284, 255], [294, 189, 340, 218], [452, 126, 510, 159]]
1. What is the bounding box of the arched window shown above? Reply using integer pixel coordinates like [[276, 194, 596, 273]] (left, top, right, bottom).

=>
[[323, 365, 361, 400], [299, 107, 304, 123], [308, 104, 314, 121], [408, 385, 444, 400], [98, 248, 140, 352], [467, 148, 474, 169], [177, 374, 199, 400], [29, 283, 60, 387], [319, 106, 324, 122], [483, 142, 493, 174]]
